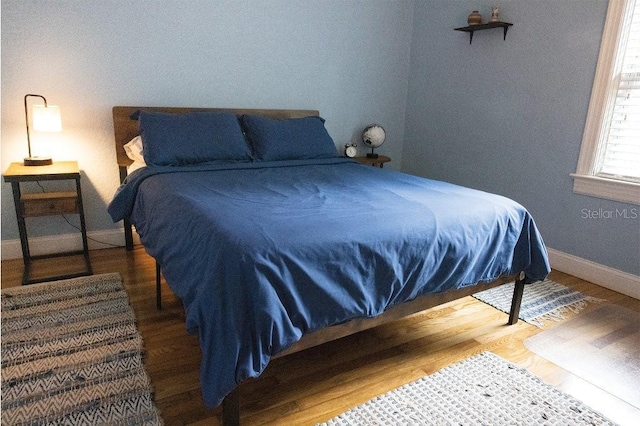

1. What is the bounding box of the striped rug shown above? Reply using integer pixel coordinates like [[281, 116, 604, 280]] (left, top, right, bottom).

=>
[[472, 279, 603, 327], [1, 272, 163, 425]]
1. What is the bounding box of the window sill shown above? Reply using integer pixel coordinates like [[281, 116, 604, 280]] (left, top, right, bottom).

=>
[[571, 174, 640, 205]]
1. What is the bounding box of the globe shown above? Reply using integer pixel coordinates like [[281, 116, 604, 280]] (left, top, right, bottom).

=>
[[362, 124, 386, 158]]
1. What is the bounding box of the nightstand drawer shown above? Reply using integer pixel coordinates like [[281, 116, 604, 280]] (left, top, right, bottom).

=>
[[21, 192, 79, 217]]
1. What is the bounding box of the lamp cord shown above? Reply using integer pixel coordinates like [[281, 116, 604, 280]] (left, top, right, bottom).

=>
[[35, 182, 122, 248]]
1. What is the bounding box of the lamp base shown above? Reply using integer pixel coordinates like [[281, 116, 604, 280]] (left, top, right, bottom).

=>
[[24, 156, 52, 166], [366, 152, 379, 159]]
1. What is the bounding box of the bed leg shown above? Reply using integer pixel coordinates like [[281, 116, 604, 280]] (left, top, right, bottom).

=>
[[155, 262, 162, 310], [119, 166, 134, 251], [508, 273, 525, 325], [222, 389, 240, 426], [123, 218, 134, 250]]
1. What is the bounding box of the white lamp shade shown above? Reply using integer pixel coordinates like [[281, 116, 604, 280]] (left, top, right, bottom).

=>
[[32, 105, 62, 132]]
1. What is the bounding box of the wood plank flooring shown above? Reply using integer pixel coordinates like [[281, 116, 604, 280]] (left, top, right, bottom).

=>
[[2, 246, 639, 425]]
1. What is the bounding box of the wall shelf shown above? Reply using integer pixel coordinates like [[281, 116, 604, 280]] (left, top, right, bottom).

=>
[[454, 21, 513, 44]]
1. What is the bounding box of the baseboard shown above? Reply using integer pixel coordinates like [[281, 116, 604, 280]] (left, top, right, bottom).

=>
[[0, 229, 139, 260], [547, 247, 640, 300]]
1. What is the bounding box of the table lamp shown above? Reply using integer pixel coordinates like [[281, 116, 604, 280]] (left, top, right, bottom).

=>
[[24, 94, 61, 166]]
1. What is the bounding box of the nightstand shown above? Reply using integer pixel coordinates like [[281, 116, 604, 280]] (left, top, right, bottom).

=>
[[355, 155, 391, 168], [3, 161, 93, 284]]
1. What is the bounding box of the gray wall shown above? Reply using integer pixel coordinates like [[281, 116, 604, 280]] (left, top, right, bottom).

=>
[[1, 0, 413, 240], [403, 0, 639, 276], [2, 0, 638, 277]]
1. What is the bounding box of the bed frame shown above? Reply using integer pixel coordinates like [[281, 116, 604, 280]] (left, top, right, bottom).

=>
[[112, 106, 525, 425]]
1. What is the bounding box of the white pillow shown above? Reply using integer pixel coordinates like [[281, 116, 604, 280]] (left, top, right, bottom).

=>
[[124, 136, 144, 162], [124, 136, 147, 173]]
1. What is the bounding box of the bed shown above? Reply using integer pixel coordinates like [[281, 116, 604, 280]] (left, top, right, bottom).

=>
[[108, 106, 550, 424]]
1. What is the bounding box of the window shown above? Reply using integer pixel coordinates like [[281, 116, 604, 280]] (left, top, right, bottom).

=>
[[572, 0, 640, 205]]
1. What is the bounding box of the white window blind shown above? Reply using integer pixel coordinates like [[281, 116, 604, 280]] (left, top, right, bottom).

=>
[[596, 2, 640, 183]]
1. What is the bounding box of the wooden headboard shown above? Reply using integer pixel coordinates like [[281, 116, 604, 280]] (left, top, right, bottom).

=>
[[112, 106, 320, 169]]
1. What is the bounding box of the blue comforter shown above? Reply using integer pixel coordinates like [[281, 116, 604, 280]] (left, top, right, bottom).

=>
[[108, 158, 549, 407]]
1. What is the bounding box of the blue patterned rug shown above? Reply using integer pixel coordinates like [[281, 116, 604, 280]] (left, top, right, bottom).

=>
[[1, 273, 163, 425], [472, 279, 603, 327]]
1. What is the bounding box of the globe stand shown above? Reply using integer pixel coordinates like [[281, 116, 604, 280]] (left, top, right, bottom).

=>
[[366, 148, 379, 159]]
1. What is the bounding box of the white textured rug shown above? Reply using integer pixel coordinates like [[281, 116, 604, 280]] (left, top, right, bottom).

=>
[[319, 352, 617, 425]]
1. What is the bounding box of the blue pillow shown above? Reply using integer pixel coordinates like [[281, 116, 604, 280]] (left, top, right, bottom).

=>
[[139, 111, 251, 166], [240, 115, 338, 161]]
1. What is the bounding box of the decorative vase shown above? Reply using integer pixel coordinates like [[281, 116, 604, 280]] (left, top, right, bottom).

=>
[[467, 11, 482, 26], [490, 7, 499, 22]]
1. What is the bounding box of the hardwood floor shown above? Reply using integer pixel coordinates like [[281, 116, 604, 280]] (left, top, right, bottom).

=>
[[2, 246, 639, 425]]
